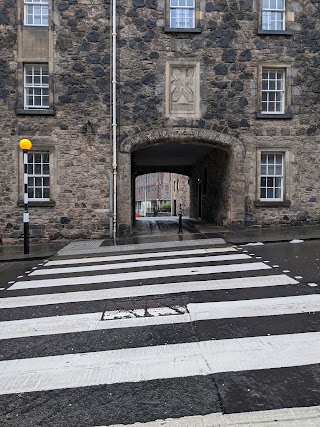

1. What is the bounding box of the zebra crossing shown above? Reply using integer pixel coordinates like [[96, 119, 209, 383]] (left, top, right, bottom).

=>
[[0, 242, 320, 426]]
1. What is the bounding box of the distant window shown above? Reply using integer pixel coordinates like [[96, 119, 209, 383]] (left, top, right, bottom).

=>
[[24, 64, 49, 110], [27, 151, 50, 201], [170, 0, 195, 28], [261, 69, 285, 114], [24, 0, 49, 26], [262, 0, 285, 31], [260, 152, 283, 201]]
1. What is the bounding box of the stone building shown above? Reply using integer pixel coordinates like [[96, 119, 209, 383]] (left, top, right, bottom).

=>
[[135, 172, 171, 215], [0, 0, 319, 241], [171, 174, 190, 216]]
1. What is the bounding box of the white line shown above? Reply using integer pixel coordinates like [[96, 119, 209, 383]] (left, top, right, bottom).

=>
[[32, 254, 250, 276], [9, 263, 271, 290], [46, 247, 237, 267], [104, 406, 320, 427], [0, 294, 318, 340], [1, 332, 320, 395], [0, 275, 297, 309]]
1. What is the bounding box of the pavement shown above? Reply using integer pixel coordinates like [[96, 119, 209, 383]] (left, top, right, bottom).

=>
[[1, 217, 320, 261]]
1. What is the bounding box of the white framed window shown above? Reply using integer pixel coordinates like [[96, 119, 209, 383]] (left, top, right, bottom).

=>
[[260, 152, 284, 201], [262, 0, 285, 31], [24, 0, 49, 26], [170, 0, 195, 28], [24, 64, 49, 110], [27, 152, 50, 201], [261, 69, 285, 114]]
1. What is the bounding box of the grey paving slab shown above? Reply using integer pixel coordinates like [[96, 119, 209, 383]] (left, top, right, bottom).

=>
[[55, 238, 226, 257]]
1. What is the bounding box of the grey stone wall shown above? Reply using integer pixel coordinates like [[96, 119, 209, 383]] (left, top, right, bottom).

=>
[[0, 0, 319, 243]]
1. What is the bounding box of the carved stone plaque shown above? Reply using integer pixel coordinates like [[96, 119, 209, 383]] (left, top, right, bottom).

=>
[[166, 61, 200, 118]]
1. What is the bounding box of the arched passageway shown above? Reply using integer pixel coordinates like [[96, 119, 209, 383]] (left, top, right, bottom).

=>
[[117, 129, 246, 233]]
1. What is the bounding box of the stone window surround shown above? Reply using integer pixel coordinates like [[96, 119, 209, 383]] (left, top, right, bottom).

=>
[[255, 148, 291, 207], [166, 60, 200, 119], [254, 0, 293, 35], [256, 62, 293, 119], [164, 0, 201, 32], [18, 143, 56, 207], [16, 61, 55, 115]]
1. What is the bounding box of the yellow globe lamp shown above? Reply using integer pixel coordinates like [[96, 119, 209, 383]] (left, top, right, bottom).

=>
[[19, 139, 32, 151]]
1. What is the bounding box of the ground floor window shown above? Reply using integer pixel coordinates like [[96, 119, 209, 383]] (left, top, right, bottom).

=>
[[27, 151, 50, 201], [260, 152, 284, 201]]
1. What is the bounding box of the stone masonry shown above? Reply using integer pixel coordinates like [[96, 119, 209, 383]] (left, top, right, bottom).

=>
[[0, 0, 319, 242]]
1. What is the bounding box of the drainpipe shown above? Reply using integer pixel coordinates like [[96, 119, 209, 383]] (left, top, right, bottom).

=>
[[111, 0, 117, 240]]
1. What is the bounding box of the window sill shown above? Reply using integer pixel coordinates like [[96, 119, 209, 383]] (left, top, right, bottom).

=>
[[256, 112, 293, 120], [257, 29, 293, 36], [255, 200, 291, 208], [164, 27, 202, 33], [17, 200, 56, 207], [16, 109, 55, 116]]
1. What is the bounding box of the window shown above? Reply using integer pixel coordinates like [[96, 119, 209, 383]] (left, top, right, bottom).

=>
[[260, 152, 283, 201], [24, 64, 49, 110], [170, 0, 195, 29], [27, 152, 50, 201], [262, 0, 285, 31], [261, 69, 285, 114], [24, 0, 49, 26]]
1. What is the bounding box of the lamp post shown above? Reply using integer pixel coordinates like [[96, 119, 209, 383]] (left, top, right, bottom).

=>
[[19, 139, 32, 254]]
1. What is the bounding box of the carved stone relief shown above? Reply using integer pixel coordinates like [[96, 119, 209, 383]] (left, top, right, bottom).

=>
[[166, 62, 200, 118]]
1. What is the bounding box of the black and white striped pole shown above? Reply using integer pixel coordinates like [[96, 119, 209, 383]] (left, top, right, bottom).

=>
[[19, 139, 32, 254]]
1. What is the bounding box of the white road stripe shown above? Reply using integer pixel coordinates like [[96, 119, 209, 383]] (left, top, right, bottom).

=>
[[9, 263, 271, 290], [46, 247, 237, 267], [0, 294, 317, 339], [1, 332, 320, 395], [0, 275, 297, 309], [31, 254, 251, 276], [104, 406, 320, 427]]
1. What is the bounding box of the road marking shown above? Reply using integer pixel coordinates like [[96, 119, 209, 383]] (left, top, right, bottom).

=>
[[0, 275, 297, 309], [46, 247, 237, 267], [0, 294, 317, 339], [9, 262, 271, 290], [31, 254, 251, 276], [1, 332, 320, 395], [103, 405, 320, 427]]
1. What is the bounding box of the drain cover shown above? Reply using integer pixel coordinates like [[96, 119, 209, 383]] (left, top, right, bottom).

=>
[[102, 297, 188, 321]]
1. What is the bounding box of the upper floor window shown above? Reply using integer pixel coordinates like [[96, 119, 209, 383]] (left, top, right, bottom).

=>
[[27, 151, 50, 201], [24, 0, 49, 26], [261, 69, 285, 114], [262, 0, 285, 31], [170, 0, 195, 29], [24, 64, 49, 110]]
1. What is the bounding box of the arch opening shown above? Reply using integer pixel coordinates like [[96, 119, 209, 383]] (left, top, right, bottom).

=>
[[131, 142, 231, 226]]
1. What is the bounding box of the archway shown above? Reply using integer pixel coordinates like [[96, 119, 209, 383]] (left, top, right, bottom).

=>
[[117, 128, 246, 233]]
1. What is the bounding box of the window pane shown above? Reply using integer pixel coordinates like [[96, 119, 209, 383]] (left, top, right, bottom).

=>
[[35, 188, 42, 198], [261, 154, 267, 164], [275, 165, 282, 174], [267, 188, 274, 198], [28, 177, 34, 186], [43, 177, 50, 186], [268, 165, 274, 175], [261, 177, 266, 186], [275, 187, 281, 198], [43, 163, 49, 174], [275, 177, 282, 187], [261, 165, 267, 175], [42, 152, 49, 163], [43, 188, 50, 198], [28, 164, 33, 174], [35, 164, 41, 174], [35, 177, 42, 186], [261, 188, 266, 198], [276, 153, 283, 164], [28, 188, 34, 198]]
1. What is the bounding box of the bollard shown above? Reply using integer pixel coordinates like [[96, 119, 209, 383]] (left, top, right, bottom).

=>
[[178, 213, 183, 234]]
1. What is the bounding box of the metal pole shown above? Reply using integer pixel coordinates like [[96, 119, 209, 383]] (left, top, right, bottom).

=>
[[178, 213, 183, 234], [111, 0, 117, 240], [23, 150, 29, 254]]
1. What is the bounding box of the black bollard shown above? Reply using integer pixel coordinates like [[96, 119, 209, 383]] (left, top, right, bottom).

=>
[[178, 213, 183, 234]]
